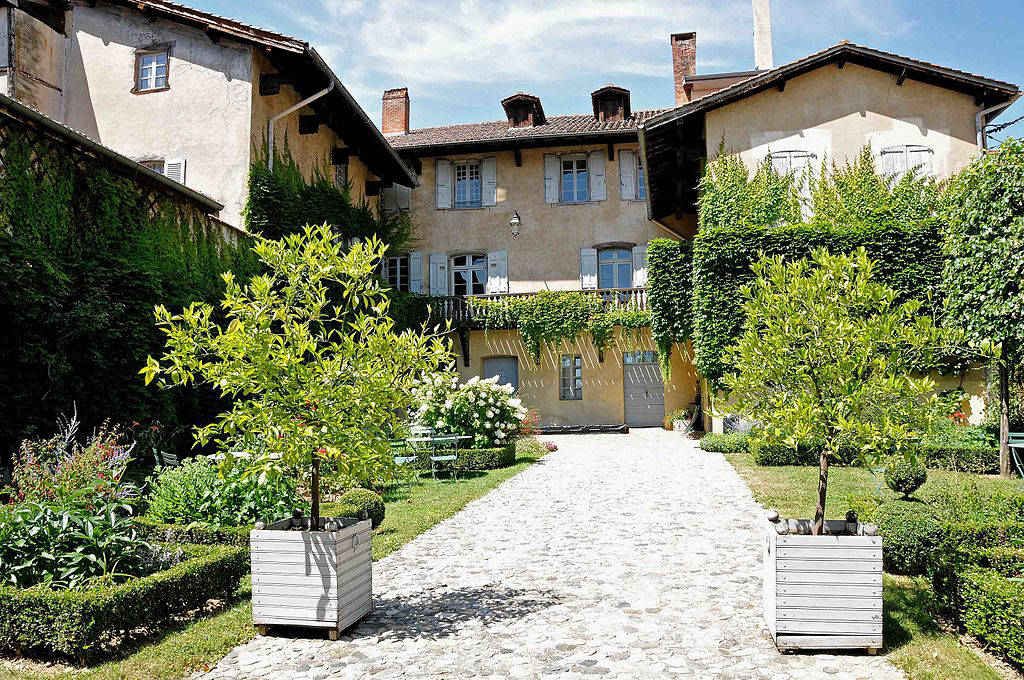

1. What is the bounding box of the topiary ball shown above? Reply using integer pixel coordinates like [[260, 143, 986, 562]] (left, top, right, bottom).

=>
[[337, 488, 385, 529], [884, 456, 927, 499]]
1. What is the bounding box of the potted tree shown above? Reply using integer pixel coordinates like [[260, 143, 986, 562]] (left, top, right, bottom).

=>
[[724, 249, 957, 653], [142, 224, 450, 638]]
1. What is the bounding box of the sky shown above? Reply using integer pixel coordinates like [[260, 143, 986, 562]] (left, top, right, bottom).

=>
[[196, 0, 1023, 142]]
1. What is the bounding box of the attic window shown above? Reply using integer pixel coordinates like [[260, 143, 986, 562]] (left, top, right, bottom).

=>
[[591, 86, 631, 122], [135, 48, 169, 93], [501, 93, 546, 128]]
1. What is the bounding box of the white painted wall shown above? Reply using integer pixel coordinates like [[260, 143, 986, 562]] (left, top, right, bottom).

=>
[[63, 4, 254, 226]]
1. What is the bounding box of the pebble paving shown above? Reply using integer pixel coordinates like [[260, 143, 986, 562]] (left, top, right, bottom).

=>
[[198, 429, 902, 680]]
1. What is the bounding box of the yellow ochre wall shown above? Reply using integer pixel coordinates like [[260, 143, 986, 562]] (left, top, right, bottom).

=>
[[454, 329, 698, 427], [409, 143, 679, 292], [250, 52, 376, 210], [705, 63, 982, 179]]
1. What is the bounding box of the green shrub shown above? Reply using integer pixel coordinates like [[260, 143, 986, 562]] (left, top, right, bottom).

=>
[[749, 438, 820, 466], [456, 445, 517, 470], [699, 432, 751, 454], [884, 456, 928, 498], [334, 488, 385, 529], [929, 520, 1024, 610], [921, 444, 998, 474], [0, 499, 153, 589], [0, 543, 247, 661], [692, 220, 948, 389], [873, 501, 941, 575], [958, 567, 1024, 665], [145, 456, 298, 528], [973, 546, 1024, 577], [646, 238, 693, 375], [134, 516, 250, 546]]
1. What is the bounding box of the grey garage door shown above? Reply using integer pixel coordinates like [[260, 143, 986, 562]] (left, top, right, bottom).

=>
[[623, 352, 665, 427], [483, 356, 519, 393]]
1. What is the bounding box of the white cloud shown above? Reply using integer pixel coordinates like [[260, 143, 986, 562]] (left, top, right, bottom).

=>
[[287, 0, 918, 126]]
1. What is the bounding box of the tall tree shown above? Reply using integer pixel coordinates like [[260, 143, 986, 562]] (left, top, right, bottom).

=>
[[942, 139, 1024, 478]]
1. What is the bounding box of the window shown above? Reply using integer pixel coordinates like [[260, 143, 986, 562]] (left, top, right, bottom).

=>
[[136, 50, 168, 92], [561, 156, 589, 203], [454, 160, 481, 208], [334, 163, 348, 190], [880, 144, 934, 178], [483, 356, 519, 393], [623, 351, 657, 364], [560, 355, 582, 400], [451, 254, 487, 296], [140, 159, 165, 175], [768, 150, 817, 175], [385, 255, 409, 291], [635, 155, 646, 200], [598, 248, 632, 289]]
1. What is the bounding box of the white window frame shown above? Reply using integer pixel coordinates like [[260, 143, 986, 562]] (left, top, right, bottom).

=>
[[453, 159, 482, 209], [597, 247, 633, 290], [880, 144, 934, 179], [385, 254, 410, 292], [450, 253, 487, 296], [135, 49, 169, 92], [560, 355, 583, 400], [561, 154, 590, 203]]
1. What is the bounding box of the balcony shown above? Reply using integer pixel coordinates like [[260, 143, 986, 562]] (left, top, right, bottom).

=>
[[435, 287, 648, 326]]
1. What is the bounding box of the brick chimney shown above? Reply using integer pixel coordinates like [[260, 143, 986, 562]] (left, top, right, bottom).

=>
[[382, 88, 409, 135], [671, 32, 697, 106]]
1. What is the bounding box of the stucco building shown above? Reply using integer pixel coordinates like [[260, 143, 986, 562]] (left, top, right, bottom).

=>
[[384, 20, 1019, 430], [0, 0, 416, 228]]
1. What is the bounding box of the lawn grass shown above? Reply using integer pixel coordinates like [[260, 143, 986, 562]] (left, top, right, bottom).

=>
[[0, 438, 548, 680], [724, 450, 1013, 680]]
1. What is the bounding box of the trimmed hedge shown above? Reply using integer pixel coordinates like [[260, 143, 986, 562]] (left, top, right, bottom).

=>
[[0, 543, 247, 661], [921, 444, 999, 474], [692, 220, 948, 388], [698, 432, 750, 454], [929, 520, 1024, 611], [873, 501, 942, 575], [958, 567, 1024, 665], [750, 439, 820, 466], [135, 516, 250, 546], [414, 444, 516, 471], [335, 488, 385, 529], [646, 238, 693, 374]]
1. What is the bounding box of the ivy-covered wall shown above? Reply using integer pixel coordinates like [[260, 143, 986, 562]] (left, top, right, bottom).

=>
[[646, 238, 693, 375], [0, 118, 257, 465]]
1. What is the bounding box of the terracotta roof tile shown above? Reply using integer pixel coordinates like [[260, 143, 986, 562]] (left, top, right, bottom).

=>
[[390, 109, 668, 150]]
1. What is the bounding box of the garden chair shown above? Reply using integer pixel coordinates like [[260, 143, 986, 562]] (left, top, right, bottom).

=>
[[389, 438, 419, 488], [1008, 432, 1024, 477]]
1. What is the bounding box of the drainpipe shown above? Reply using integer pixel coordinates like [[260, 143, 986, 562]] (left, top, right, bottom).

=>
[[267, 82, 335, 171], [976, 101, 1013, 154]]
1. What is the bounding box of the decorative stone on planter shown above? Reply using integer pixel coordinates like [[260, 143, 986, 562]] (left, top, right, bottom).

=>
[[672, 419, 688, 432], [764, 511, 883, 653], [251, 516, 372, 640]]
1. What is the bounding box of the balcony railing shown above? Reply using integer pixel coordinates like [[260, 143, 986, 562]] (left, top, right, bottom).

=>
[[435, 287, 648, 326]]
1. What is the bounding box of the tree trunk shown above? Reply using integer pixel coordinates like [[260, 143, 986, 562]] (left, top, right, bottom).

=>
[[999, 347, 1012, 478], [310, 455, 321, 531], [812, 448, 830, 535]]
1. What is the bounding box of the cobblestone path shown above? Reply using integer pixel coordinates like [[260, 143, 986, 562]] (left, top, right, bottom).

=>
[[200, 429, 901, 680]]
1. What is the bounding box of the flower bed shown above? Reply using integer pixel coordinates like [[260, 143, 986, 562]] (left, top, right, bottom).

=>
[[0, 542, 247, 661]]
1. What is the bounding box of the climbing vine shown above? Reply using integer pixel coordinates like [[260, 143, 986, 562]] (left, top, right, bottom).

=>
[[0, 121, 257, 464], [473, 290, 652, 364], [646, 238, 693, 376], [244, 145, 412, 252]]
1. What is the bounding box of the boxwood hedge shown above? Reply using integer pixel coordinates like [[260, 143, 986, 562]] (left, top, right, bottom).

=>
[[0, 543, 247, 661], [958, 567, 1024, 665], [414, 444, 516, 471], [135, 516, 251, 546]]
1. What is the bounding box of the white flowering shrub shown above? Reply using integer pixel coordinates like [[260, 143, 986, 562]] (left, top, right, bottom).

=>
[[413, 374, 528, 448]]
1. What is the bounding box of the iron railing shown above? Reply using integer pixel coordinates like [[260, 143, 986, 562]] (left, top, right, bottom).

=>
[[435, 287, 648, 325]]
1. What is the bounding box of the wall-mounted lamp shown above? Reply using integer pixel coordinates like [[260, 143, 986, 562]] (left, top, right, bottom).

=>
[[509, 210, 522, 237]]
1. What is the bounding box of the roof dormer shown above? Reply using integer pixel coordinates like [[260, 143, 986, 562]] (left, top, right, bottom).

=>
[[501, 93, 546, 128], [591, 85, 631, 122]]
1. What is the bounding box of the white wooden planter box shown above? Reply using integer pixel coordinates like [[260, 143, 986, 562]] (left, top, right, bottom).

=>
[[251, 517, 372, 639], [764, 517, 883, 653]]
